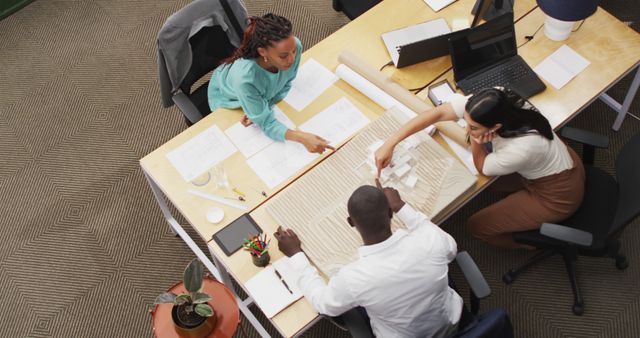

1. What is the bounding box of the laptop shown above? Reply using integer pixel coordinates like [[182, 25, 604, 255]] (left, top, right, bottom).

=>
[[448, 12, 546, 98], [381, 18, 452, 68]]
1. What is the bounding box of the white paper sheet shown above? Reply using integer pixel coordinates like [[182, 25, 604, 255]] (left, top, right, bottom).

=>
[[244, 258, 303, 318], [381, 18, 451, 65], [534, 45, 591, 90], [299, 97, 370, 147], [441, 132, 478, 176], [247, 140, 319, 189], [166, 125, 237, 182], [284, 58, 339, 111], [224, 107, 296, 158], [424, 0, 457, 12]]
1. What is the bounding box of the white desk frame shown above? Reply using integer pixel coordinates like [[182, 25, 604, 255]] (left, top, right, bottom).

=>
[[599, 64, 640, 131]]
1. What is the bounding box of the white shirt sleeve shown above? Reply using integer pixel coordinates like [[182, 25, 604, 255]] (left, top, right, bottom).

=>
[[288, 252, 358, 316], [482, 139, 530, 176], [447, 93, 470, 120], [395, 203, 457, 262]]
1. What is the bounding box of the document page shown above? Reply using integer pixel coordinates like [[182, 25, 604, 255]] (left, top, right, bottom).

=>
[[244, 258, 303, 318], [534, 45, 590, 90], [247, 140, 319, 189], [299, 97, 370, 147], [284, 58, 339, 111], [381, 18, 450, 65], [424, 0, 457, 12], [166, 125, 237, 182], [224, 106, 296, 158]]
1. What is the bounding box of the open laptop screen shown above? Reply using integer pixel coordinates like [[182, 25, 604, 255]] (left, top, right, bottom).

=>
[[450, 12, 517, 81]]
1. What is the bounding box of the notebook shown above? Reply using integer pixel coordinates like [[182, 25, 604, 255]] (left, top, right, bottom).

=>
[[244, 257, 303, 318], [448, 12, 546, 98]]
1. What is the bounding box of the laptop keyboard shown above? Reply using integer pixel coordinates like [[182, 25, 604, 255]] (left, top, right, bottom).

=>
[[462, 62, 535, 94]]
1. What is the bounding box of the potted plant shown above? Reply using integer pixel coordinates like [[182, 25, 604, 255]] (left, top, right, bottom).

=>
[[154, 259, 216, 338]]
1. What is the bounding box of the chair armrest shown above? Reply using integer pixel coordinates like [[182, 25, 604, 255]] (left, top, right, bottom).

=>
[[540, 223, 593, 246], [456, 251, 491, 299], [560, 127, 609, 148], [172, 91, 204, 125]]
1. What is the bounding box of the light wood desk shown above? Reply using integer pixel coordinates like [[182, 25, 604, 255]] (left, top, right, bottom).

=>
[[137, 0, 640, 337]]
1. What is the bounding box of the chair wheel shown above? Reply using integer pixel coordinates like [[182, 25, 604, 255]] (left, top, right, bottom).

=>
[[572, 303, 584, 315], [502, 272, 514, 284], [616, 259, 628, 270]]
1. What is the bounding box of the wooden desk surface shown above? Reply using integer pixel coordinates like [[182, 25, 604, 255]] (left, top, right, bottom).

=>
[[418, 7, 640, 130]]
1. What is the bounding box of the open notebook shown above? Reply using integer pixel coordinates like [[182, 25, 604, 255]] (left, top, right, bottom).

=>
[[245, 257, 304, 318]]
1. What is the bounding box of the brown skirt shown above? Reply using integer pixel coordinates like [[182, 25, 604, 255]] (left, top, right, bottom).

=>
[[467, 147, 586, 249]]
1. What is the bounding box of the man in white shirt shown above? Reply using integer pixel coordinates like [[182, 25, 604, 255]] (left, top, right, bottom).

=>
[[274, 182, 463, 338]]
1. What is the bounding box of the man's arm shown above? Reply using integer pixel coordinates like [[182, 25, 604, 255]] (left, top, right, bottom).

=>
[[275, 227, 358, 316]]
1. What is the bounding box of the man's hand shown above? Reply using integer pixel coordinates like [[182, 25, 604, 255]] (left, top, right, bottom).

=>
[[274, 226, 302, 257], [375, 179, 405, 212], [241, 115, 253, 127]]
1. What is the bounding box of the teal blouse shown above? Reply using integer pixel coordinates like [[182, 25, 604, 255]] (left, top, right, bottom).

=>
[[207, 37, 302, 141]]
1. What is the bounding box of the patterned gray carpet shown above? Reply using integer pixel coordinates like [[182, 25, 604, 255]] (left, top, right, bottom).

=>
[[0, 0, 637, 337]]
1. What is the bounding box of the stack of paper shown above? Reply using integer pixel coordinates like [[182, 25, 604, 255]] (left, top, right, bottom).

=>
[[244, 258, 303, 318], [534, 45, 591, 90]]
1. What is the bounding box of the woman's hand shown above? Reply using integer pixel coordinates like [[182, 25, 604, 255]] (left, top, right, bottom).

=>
[[298, 131, 335, 154], [374, 141, 396, 178], [471, 130, 496, 144], [241, 115, 253, 127]]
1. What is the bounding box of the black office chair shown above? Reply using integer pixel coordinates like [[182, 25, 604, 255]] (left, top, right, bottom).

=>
[[157, 0, 247, 126], [503, 128, 640, 315], [327, 251, 513, 338], [332, 0, 381, 20]]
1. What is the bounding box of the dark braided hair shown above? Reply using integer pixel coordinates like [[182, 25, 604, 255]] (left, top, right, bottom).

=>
[[222, 13, 293, 64], [465, 87, 554, 140]]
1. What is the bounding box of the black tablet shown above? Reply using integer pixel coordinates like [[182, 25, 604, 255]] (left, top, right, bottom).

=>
[[212, 213, 262, 256]]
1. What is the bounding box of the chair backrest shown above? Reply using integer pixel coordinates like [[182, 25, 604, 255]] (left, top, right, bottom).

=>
[[610, 133, 640, 236], [179, 25, 237, 96]]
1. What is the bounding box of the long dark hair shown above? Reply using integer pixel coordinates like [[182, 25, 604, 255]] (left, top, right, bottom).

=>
[[465, 87, 553, 140], [222, 13, 292, 64]]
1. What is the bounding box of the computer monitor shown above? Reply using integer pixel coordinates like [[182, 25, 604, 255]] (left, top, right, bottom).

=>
[[470, 0, 514, 27]]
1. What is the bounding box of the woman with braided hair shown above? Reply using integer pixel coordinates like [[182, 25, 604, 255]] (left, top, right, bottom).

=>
[[208, 13, 333, 154]]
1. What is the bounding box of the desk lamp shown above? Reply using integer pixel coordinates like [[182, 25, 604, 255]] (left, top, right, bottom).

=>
[[537, 0, 599, 41]]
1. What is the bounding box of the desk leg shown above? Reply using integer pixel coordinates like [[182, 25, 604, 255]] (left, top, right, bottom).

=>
[[142, 170, 177, 236], [142, 170, 272, 337], [599, 65, 640, 131]]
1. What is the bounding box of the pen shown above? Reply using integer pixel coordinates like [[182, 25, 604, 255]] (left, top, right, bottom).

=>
[[232, 187, 246, 197], [274, 269, 293, 294]]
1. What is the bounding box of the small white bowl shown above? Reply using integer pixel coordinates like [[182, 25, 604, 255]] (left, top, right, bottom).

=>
[[206, 207, 224, 224]]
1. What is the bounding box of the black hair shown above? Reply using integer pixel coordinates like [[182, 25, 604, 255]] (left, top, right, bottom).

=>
[[223, 13, 292, 64], [465, 88, 554, 140], [347, 186, 391, 234]]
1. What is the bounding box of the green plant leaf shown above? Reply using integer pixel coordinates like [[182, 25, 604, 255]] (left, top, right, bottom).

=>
[[153, 292, 177, 304], [195, 303, 214, 317], [184, 259, 203, 293], [191, 292, 212, 304], [175, 294, 191, 305]]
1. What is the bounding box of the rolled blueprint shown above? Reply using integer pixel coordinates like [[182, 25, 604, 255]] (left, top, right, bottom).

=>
[[337, 50, 467, 147]]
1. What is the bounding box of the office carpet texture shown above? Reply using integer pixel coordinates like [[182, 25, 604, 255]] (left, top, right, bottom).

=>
[[0, 0, 637, 337]]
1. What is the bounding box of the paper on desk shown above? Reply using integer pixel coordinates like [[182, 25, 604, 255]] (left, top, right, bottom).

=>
[[284, 58, 339, 111], [245, 258, 303, 318], [166, 125, 237, 182], [441, 133, 478, 176], [424, 0, 456, 12], [299, 97, 370, 147], [534, 45, 590, 90], [247, 140, 319, 189], [224, 107, 296, 158]]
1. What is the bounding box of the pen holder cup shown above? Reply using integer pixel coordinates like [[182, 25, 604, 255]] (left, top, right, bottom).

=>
[[251, 251, 270, 267]]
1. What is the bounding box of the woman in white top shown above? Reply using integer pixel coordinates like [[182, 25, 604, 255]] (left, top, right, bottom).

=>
[[375, 87, 585, 249]]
